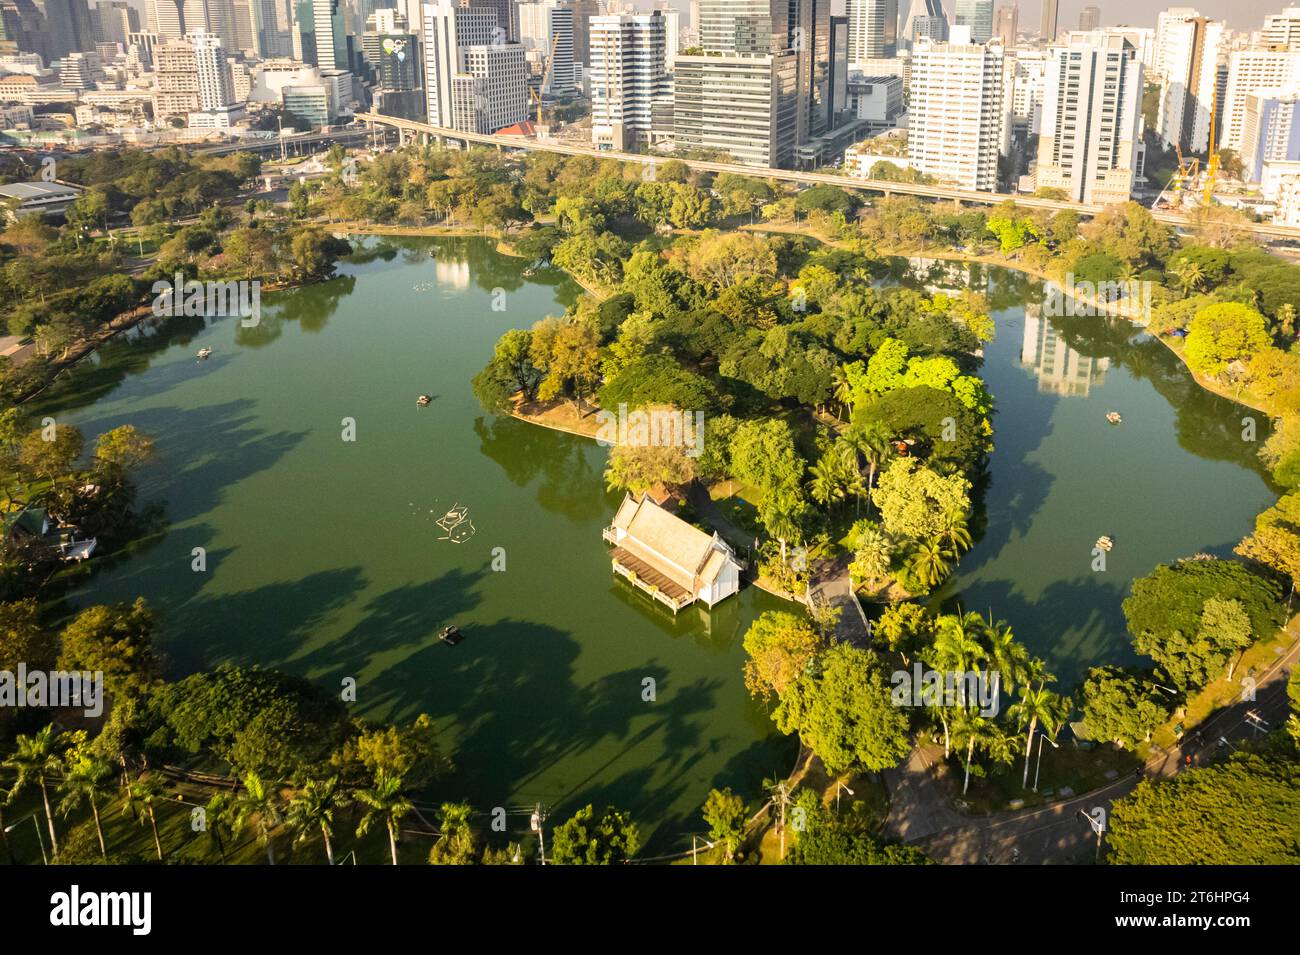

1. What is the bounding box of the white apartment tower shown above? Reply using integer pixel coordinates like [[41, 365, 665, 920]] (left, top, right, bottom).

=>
[[1035, 32, 1145, 204], [1262, 6, 1300, 51], [1154, 9, 1222, 152], [589, 11, 669, 150], [192, 31, 235, 109], [1221, 47, 1300, 153], [907, 34, 1006, 190]]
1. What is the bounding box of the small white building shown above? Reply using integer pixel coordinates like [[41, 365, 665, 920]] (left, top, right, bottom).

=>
[[603, 493, 741, 612]]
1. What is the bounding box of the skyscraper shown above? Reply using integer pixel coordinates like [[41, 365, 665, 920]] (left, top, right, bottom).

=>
[[43, 0, 94, 57], [423, 0, 526, 131], [1035, 31, 1145, 204], [1078, 5, 1099, 31], [546, 6, 574, 94], [846, 0, 896, 61], [1155, 10, 1222, 152], [994, 4, 1015, 47], [902, 0, 947, 47], [952, 0, 992, 44], [1261, 6, 1300, 51], [589, 10, 669, 150], [192, 30, 234, 109], [908, 33, 1005, 189], [1038, 0, 1055, 42], [311, 0, 346, 71]]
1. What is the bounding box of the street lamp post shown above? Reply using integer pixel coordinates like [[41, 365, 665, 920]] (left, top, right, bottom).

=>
[[834, 780, 855, 813], [1033, 731, 1059, 792], [4, 813, 48, 865]]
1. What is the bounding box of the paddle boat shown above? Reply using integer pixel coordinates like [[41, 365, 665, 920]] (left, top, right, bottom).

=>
[[417, 394, 432, 407], [1096, 535, 1114, 552], [439, 625, 464, 646], [1106, 411, 1122, 425], [196, 347, 213, 360]]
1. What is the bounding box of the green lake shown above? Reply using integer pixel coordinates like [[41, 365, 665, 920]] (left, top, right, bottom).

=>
[[35, 239, 1278, 849]]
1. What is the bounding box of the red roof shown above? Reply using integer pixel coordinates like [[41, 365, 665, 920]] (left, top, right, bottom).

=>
[[495, 120, 536, 137]]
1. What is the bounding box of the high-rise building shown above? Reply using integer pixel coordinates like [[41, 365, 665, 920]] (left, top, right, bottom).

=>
[[1078, 5, 1099, 32], [1010, 47, 1046, 132], [589, 10, 669, 149], [93, 1, 136, 46], [459, 0, 517, 42], [952, 0, 992, 44], [902, 0, 947, 47], [546, 6, 574, 93], [153, 37, 199, 115], [1242, 90, 1300, 182], [1038, 0, 1055, 42], [907, 34, 1005, 189], [829, 13, 849, 122], [1155, 10, 1222, 152], [846, 0, 896, 61], [423, 0, 525, 131], [248, 0, 293, 57], [994, 4, 1015, 47], [565, 0, 596, 67], [674, 48, 800, 165], [1262, 6, 1300, 51], [1221, 47, 1300, 152], [43, 0, 94, 58], [312, 0, 345, 71], [192, 30, 234, 109], [1035, 31, 1145, 204]]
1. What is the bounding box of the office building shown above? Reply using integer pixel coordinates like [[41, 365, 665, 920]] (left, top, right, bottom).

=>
[[1035, 32, 1145, 204], [902, 0, 948, 47], [1039, 0, 1055, 41], [44, 0, 94, 58], [847, 0, 896, 61], [1242, 90, 1300, 182], [1262, 6, 1300, 51], [994, 4, 1015, 47], [422, 0, 526, 132], [953, 0, 992, 44], [1078, 5, 1099, 32], [1010, 47, 1045, 132], [590, 10, 669, 149]]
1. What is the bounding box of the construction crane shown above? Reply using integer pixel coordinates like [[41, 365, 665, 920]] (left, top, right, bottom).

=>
[[1166, 143, 1199, 210], [528, 33, 561, 135], [1202, 80, 1220, 206]]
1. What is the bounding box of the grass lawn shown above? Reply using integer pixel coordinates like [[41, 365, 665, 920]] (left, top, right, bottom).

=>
[[949, 741, 1141, 815]]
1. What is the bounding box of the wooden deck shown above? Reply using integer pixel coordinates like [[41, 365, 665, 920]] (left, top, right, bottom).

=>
[[609, 546, 694, 612]]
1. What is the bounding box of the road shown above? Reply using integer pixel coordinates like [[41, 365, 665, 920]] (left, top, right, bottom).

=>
[[904, 627, 1300, 864], [356, 113, 1300, 243]]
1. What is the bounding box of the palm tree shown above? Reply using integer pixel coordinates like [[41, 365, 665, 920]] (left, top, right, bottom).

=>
[[232, 771, 284, 865], [59, 749, 114, 860], [203, 792, 237, 864], [126, 774, 166, 861], [1008, 685, 1071, 790], [845, 423, 893, 505], [355, 772, 413, 866], [984, 619, 1033, 693], [430, 801, 478, 864], [4, 725, 70, 856], [809, 454, 849, 508], [287, 777, 349, 865], [932, 610, 988, 709], [851, 526, 893, 590], [1172, 259, 1205, 297], [939, 511, 974, 554], [831, 365, 855, 420], [953, 711, 991, 796], [908, 538, 953, 589]]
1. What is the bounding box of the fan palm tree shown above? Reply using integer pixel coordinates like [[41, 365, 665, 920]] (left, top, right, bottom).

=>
[[59, 748, 114, 860], [939, 511, 974, 554], [355, 772, 413, 866], [3, 725, 71, 856], [908, 538, 953, 589], [851, 526, 893, 589], [1008, 685, 1072, 790], [232, 771, 284, 865], [287, 777, 350, 865], [126, 773, 166, 861]]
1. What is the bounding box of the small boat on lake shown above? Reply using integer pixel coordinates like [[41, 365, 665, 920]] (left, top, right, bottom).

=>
[[417, 394, 432, 406], [439, 625, 464, 646], [1096, 535, 1114, 552], [196, 347, 213, 360], [1106, 411, 1122, 424]]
